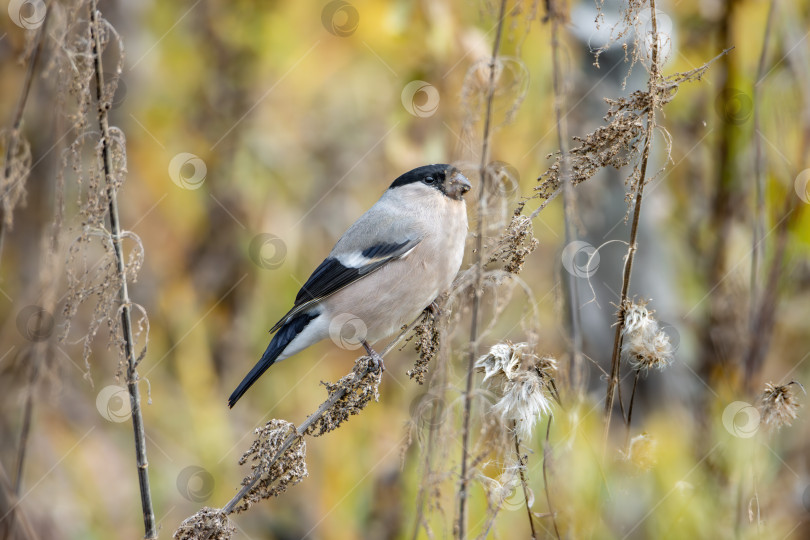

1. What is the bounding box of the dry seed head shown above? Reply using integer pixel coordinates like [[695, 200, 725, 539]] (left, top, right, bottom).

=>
[[233, 419, 308, 513], [492, 370, 554, 440], [487, 214, 539, 275], [476, 342, 557, 440], [305, 356, 383, 437], [623, 299, 651, 334], [407, 306, 442, 384], [477, 342, 523, 384], [536, 55, 715, 207], [758, 381, 804, 430], [173, 507, 235, 540], [621, 299, 673, 372]]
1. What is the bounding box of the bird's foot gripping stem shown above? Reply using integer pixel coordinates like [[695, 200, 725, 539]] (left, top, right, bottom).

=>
[[362, 341, 386, 372], [426, 300, 442, 318]]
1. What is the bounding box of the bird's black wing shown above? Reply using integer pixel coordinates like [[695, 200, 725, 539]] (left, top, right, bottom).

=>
[[269, 237, 420, 333]]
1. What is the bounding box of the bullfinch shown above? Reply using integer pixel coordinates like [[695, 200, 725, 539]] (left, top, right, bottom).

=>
[[228, 164, 471, 407]]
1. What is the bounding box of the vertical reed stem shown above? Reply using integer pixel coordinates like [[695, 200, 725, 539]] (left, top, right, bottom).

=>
[[90, 3, 156, 537], [457, 1, 508, 537], [603, 0, 661, 445]]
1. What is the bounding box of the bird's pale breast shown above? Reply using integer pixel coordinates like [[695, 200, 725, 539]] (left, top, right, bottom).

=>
[[324, 194, 467, 343]]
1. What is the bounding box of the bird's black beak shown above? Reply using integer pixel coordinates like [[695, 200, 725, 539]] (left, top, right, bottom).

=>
[[447, 171, 472, 200]]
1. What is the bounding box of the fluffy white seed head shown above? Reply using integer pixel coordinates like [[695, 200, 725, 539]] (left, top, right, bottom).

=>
[[621, 299, 673, 372], [759, 381, 804, 430], [476, 342, 557, 440]]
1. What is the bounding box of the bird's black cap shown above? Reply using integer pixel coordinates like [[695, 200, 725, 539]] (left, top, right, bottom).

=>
[[388, 164, 471, 200]]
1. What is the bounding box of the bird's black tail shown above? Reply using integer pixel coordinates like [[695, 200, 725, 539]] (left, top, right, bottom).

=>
[[228, 312, 318, 408]]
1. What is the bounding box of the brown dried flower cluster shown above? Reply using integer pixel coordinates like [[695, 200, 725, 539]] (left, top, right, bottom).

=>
[[758, 381, 804, 430], [476, 342, 557, 440], [173, 507, 235, 540], [407, 306, 442, 384], [232, 419, 308, 513], [620, 299, 673, 372], [536, 61, 715, 206], [53, 5, 149, 376], [305, 356, 383, 437], [488, 214, 539, 274]]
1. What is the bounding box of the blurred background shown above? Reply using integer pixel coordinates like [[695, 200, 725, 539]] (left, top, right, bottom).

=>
[[1, 0, 809, 538]]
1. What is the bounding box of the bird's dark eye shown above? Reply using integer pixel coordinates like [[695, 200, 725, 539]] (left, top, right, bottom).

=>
[[424, 176, 435, 184]]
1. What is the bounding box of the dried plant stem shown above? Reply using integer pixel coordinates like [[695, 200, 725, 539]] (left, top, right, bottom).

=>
[[528, 188, 562, 219], [744, 18, 810, 389], [15, 153, 65, 497], [0, 3, 50, 265], [512, 424, 537, 540], [14, 340, 44, 495], [409, 400, 440, 540], [90, 3, 156, 538], [458, 1, 507, 537], [410, 343, 449, 540], [750, 0, 777, 321], [745, 0, 777, 389], [1, 461, 39, 540], [541, 416, 561, 540], [699, 0, 740, 382], [744, 198, 797, 387], [15, 96, 65, 503], [546, 1, 583, 393], [222, 314, 424, 515], [603, 0, 661, 444], [623, 371, 641, 451]]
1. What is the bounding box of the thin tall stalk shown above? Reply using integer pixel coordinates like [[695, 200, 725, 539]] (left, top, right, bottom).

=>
[[623, 371, 641, 451], [90, 3, 156, 538], [457, 1, 508, 537], [698, 0, 741, 383], [541, 416, 560, 540], [511, 423, 537, 540], [14, 12, 63, 497], [745, 0, 777, 390], [410, 335, 449, 540], [603, 0, 661, 443], [744, 8, 810, 389], [546, 0, 583, 393]]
